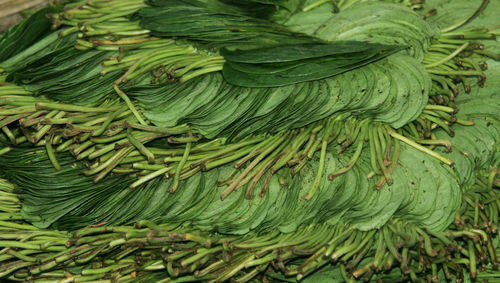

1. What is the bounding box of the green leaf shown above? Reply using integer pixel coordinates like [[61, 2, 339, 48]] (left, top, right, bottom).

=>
[[222, 42, 403, 87], [0, 6, 61, 62]]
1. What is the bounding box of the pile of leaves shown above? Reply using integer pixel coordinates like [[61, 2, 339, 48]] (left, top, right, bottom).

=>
[[0, 0, 498, 282]]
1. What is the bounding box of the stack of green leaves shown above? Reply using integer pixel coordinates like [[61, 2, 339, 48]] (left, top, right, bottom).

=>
[[0, 0, 499, 282]]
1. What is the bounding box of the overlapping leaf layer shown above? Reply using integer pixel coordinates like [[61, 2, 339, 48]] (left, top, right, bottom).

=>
[[0, 0, 498, 282]]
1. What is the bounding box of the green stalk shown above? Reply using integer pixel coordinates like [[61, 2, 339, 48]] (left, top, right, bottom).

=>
[[386, 127, 454, 166], [302, 138, 327, 201], [35, 102, 119, 113], [169, 134, 193, 193], [94, 146, 134, 182], [220, 134, 286, 200], [130, 167, 170, 189], [112, 84, 146, 125], [45, 136, 61, 171], [127, 128, 155, 163]]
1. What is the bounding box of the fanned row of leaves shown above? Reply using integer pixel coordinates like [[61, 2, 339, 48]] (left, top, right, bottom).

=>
[[0, 166, 498, 282], [221, 42, 403, 87], [130, 53, 430, 139], [0, 0, 498, 282]]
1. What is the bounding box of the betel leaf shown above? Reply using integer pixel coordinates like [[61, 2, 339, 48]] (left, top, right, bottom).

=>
[[7, 47, 119, 104], [221, 42, 404, 87], [0, 6, 61, 62], [220, 41, 387, 63], [0, 30, 76, 72], [220, 0, 293, 19], [233, 0, 289, 6], [133, 54, 427, 140], [283, 1, 438, 61], [139, 0, 314, 49]]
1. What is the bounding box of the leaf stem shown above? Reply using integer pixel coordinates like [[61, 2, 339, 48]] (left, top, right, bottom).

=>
[[425, 43, 469, 68], [169, 133, 192, 193], [385, 126, 455, 166], [112, 84, 146, 125]]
